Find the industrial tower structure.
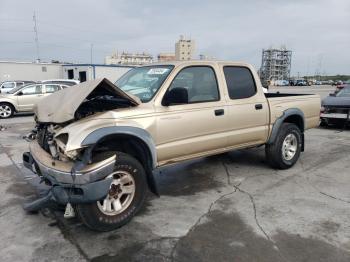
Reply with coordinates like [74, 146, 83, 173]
[260, 47, 292, 86]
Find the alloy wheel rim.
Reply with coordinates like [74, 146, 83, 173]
[0, 105, 11, 118]
[282, 133, 298, 161]
[97, 170, 136, 216]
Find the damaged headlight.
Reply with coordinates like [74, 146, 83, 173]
[65, 148, 83, 160]
[55, 133, 69, 153]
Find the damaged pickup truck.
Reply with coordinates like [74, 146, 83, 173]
[23, 61, 321, 231]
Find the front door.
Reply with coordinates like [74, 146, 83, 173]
[16, 84, 44, 111]
[156, 66, 228, 164]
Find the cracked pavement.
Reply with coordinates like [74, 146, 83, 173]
[1, 107, 350, 261]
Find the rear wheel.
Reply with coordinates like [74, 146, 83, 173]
[76, 152, 147, 231]
[0, 103, 14, 118]
[265, 123, 302, 169]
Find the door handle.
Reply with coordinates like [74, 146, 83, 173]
[255, 104, 263, 110]
[214, 109, 224, 116]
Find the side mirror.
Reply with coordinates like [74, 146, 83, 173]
[17, 91, 23, 96]
[163, 87, 188, 106]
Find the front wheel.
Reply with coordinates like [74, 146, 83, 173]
[0, 103, 14, 119]
[265, 123, 302, 169]
[76, 152, 147, 231]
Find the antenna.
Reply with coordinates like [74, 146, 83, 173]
[90, 43, 93, 64]
[33, 11, 40, 62]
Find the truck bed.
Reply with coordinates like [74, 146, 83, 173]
[265, 92, 321, 130]
[265, 93, 313, 98]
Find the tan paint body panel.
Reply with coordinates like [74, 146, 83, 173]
[54, 61, 320, 168]
[267, 95, 321, 132]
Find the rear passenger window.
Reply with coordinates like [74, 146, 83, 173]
[45, 84, 60, 93]
[21, 85, 42, 95]
[169, 66, 219, 103]
[223, 66, 256, 99]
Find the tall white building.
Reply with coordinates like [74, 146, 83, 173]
[175, 36, 195, 60]
[105, 52, 153, 65]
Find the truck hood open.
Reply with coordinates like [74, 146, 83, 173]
[34, 78, 141, 124]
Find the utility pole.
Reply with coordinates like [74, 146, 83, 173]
[33, 11, 40, 62]
[90, 43, 93, 64]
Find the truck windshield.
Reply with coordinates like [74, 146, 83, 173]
[115, 65, 174, 102]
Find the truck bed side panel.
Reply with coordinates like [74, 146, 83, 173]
[267, 94, 321, 132]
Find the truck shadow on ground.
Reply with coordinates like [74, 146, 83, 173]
[156, 147, 268, 196]
[89, 208, 350, 262]
[29, 146, 350, 261]
[318, 124, 350, 131]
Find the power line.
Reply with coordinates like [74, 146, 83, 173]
[33, 11, 40, 61]
[0, 29, 33, 33]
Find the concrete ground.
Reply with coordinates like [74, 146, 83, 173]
[1, 86, 350, 261]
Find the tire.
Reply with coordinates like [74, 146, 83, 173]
[265, 123, 302, 169]
[0, 102, 14, 119]
[319, 119, 328, 127]
[76, 152, 147, 231]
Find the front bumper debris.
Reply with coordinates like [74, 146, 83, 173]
[23, 141, 116, 211]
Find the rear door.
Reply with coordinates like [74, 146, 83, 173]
[222, 66, 269, 147]
[156, 65, 228, 164]
[16, 84, 44, 111]
[43, 84, 62, 95]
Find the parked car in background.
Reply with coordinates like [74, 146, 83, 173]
[0, 82, 68, 118]
[40, 79, 80, 86]
[332, 80, 343, 86]
[320, 85, 350, 126]
[0, 80, 35, 94]
[275, 80, 289, 86]
[296, 80, 308, 86]
[335, 81, 346, 93]
[289, 80, 296, 86]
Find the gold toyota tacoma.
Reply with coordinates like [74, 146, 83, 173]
[23, 61, 320, 231]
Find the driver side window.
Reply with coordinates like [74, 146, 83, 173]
[168, 66, 219, 103]
[21, 85, 43, 95]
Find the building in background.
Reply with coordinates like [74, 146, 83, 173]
[199, 54, 215, 60]
[157, 52, 176, 62]
[62, 64, 133, 83]
[105, 52, 153, 65]
[260, 46, 292, 86]
[175, 35, 195, 60]
[0, 61, 132, 83]
[0, 61, 63, 82]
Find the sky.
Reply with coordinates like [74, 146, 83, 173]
[0, 0, 349, 76]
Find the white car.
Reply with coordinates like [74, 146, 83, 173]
[0, 81, 35, 94]
[0, 83, 69, 118]
[39, 79, 80, 86]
